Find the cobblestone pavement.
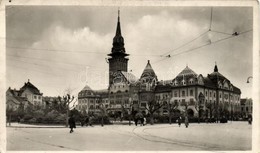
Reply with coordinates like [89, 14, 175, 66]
[7, 121, 251, 151]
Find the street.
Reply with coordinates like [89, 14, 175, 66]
[7, 121, 251, 151]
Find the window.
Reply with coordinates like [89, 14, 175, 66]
[214, 93, 216, 98]
[190, 90, 193, 96]
[174, 91, 178, 97]
[209, 92, 212, 97]
[182, 91, 185, 97]
[205, 91, 208, 96]
[34, 95, 37, 99]
[220, 94, 222, 98]
[182, 80, 186, 85]
[181, 99, 186, 106]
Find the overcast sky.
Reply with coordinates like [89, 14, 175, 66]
[6, 6, 253, 98]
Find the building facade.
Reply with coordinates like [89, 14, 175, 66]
[77, 10, 242, 121]
[77, 85, 109, 115]
[240, 98, 252, 119]
[6, 79, 43, 109]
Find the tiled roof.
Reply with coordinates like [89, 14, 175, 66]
[121, 71, 138, 84]
[140, 60, 157, 80]
[176, 66, 197, 78]
[233, 85, 241, 94]
[203, 77, 217, 88]
[20, 81, 42, 95]
[81, 85, 92, 91]
[155, 84, 172, 92]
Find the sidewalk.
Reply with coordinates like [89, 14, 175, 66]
[6, 122, 66, 128]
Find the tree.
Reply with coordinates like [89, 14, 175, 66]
[145, 99, 165, 125]
[99, 103, 107, 126]
[58, 90, 77, 127]
[168, 101, 178, 124]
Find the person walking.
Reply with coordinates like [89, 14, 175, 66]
[185, 116, 189, 128]
[89, 115, 94, 127]
[178, 116, 182, 127]
[143, 117, 146, 126]
[68, 115, 76, 133]
[85, 116, 89, 127]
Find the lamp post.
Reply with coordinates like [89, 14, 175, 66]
[128, 97, 133, 126]
[99, 103, 105, 127]
[246, 76, 253, 83]
[198, 93, 205, 124]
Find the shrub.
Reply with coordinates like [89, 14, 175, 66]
[28, 117, 37, 123]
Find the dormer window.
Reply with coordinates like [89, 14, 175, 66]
[182, 79, 186, 85]
[189, 78, 194, 84]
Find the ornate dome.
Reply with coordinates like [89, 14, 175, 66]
[208, 64, 229, 82]
[176, 66, 197, 78]
[82, 85, 92, 91]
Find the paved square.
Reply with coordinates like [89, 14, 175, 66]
[7, 121, 251, 151]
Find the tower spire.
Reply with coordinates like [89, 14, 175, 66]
[115, 8, 121, 36]
[214, 61, 218, 72]
[118, 7, 120, 22]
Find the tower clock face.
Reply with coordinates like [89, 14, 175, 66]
[113, 72, 124, 84]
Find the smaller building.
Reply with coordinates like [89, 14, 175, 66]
[77, 85, 108, 115]
[6, 79, 43, 109]
[240, 98, 252, 119]
[6, 88, 30, 111]
[19, 79, 43, 108]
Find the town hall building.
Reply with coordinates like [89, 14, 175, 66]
[77, 10, 241, 121]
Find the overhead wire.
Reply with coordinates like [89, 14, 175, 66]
[152, 29, 252, 65]
[6, 54, 106, 70]
[161, 30, 209, 57]
[7, 56, 81, 73]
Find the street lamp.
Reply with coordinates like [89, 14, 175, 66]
[99, 103, 105, 127]
[246, 76, 253, 83]
[198, 93, 205, 124]
[128, 97, 133, 126]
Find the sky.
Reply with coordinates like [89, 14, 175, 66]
[6, 6, 253, 98]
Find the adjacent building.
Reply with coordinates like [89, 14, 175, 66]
[77, 85, 109, 115]
[240, 98, 253, 119]
[6, 79, 43, 109]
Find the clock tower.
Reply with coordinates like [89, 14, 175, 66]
[108, 9, 129, 86]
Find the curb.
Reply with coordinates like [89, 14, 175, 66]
[7, 126, 67, 128]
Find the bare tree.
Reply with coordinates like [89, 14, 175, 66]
[168, 101, 178, 124]
[145, 99, 165, 125]
[58, 88, 77, 127]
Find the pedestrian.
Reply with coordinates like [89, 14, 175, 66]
[68, 115, 76, 133]
[85, 116, 89, 127]
[89, 115, 93, 127]
[143, 117, 146, 126]
[17, 116, 21, 124]
[178, 116, 182, 127]
[185, 116, 189, 128]
[248, 117, 252, 125]
[134, 118, 138, 126]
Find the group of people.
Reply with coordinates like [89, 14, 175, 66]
[178, 116, 189, 128]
